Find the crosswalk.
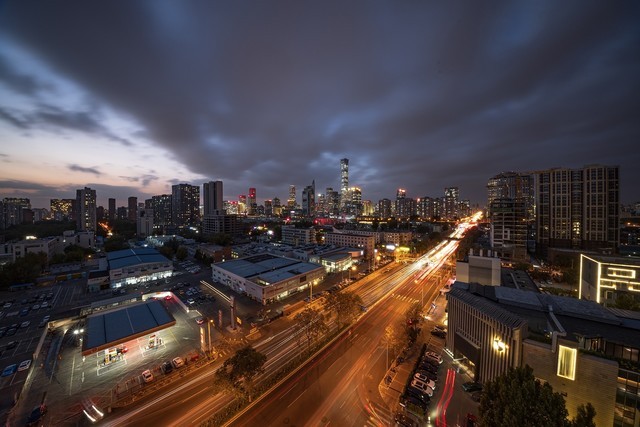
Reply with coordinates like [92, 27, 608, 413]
[390, 293, 420, 305]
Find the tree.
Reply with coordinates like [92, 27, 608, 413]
[403, 302, 422, 344]
[382, 325, 403, 367]
[293, 307, 329, 354]
[213, 345, 266, 402]
[479, 365, 595, 427]
[612, 293, 640, 311]
[572, 403, 596, 427]
[323, 291, 363, 330]
[175, 246, 188, 262]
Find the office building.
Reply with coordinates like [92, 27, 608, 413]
[248, 187, 257, 216]
[76, 187, 97, 232]
[288, 185, 297, 209]
[325, 231, 374, 258]
[325, 188, 339, 216]
[377, 198, 392, 219]
[282, 226, 315, 246]
[536, 165, 619, 254]
[203, 181, 224, 215]
[272, 197, 282, 216]
[171, 184, 200, 227]
[211, 253, 325, 305]
[340, 158, 349, 212]
[202, 213, 241, 237]
[302, 180, 316, 217]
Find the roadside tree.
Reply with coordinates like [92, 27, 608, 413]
[293, 307, 329, 354]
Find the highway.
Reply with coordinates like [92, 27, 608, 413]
[99, 217, 478, 426]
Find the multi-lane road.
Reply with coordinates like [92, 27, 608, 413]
[99, 218, 476, 426]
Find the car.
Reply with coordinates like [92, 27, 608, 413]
[187, 298, 195, 305]
[431, 329, 446, 338]
[40, 301, 49, 309]
[164, 295, 173, 301]
[20, 321, 30, 328]
[141, 369, 154, 383]
[32, 304, 40, 311]
[6, 341, 18, 349]
[399, 394, 427, 411]
[196, 317, 206, 325]
[418, 362, 438, 374]
[410, 379, 434, 396]
[162, 361, 174, 374]
[394, 412, 417, 427]
[1, 364, 17, 377]
[6, 328, 17, 336]
[26, 404, 47, 426]
[0, 327, 6, 337]
[3, 302, 12, 309]
[423, 354, 443, 365]
[404, 386, 430, 404]
[415, 369, 438, 382]
[116, 346, 128, 354]
[414, 373, 437, 389]
[172, 357, 184, 369]
[425, 350, 442, 360]
[20, 308, 29, 316]
[18, 359, 32, 371]
[462, 382, 483, 392]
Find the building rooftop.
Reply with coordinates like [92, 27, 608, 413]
[451, 281, 640, 347]
[82, 299, 175, 355]
[214, 253, 323, 286]
[107, 247, 170, 270]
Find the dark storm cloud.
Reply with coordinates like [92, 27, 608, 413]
[68, 164, 102, 176]
[1, 1, 639, 203]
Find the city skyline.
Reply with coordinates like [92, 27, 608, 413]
[1, 3, 639, 208]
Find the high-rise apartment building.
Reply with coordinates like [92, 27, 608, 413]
[0, 197, 31, 230]
[536, 165, 619, 253]
[128, 196, 138, 222]
[443, 187, 459, 220]
[417, 197, 437, 219]
[248, 187, 257, 216]
[137, 208, 154, 237]
[377, 198, 392, 218]
[50, 198, 75, 221]
[146, 194, 172, 231]
[171, 184, 200, 227]
[394, 188, 415, 219]
[487, 172, 535, 261]
[76, 187, 97, 232]
[340, 158, 349, 212]
[203, 181, 224, 215]
[108, 198, 116, 221]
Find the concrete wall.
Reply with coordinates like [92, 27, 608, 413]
[523, 339, 616, 427]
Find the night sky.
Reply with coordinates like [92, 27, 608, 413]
[1, 2, 639, 208]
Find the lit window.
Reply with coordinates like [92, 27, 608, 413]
[557, 345, 577, 380]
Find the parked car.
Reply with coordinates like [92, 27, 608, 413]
[410, 379, 434, 396]
[415, 369, 438, 382]
[462, 382, 483, 392]
[1, 364, 17, 377]
[6, 341, 18, 349]
[404, 386, 430, 404]
[418, 362, 438, 374]
[414, 373, 437, 389]
[431, 329, 446, 339]
[20, 308, 29, 317]
[196, 317, 206, 325]
[425, 351, 443, 363]
[20, 321, 30, 328]
[399, 394, 428, 411]
[6, 328, 17, 336]
[394, 412, 417, 427]
[172, 357, 185, 369]
[18, 359, 32, 371]
[26, 404, 47, 426]
[141, 369, 154, 383]
[161, 361, 173, 374]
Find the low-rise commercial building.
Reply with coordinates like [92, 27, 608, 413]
[325, 232, 374, 258]
[211, 253, 325, 305]
[107, 248, 173, 288]
[446, 281, 640, 427]
[580, 254, 640, 306]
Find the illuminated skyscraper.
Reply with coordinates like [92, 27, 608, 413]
[108, 198, 116, 221]
[302, 180, 316, 217]
[248, 187, 257, 215]
[1, 197, 31, 229]
[76, 187, 97, 232]
[288, 185, 296, 208]
[340, 158, 349, 211]
[50, 198, 75, 221]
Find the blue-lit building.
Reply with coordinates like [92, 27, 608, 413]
[106, 247, 173, 288]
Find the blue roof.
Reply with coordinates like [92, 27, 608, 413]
[82, 299, 175, 355]
[107, 247, 169, 270]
